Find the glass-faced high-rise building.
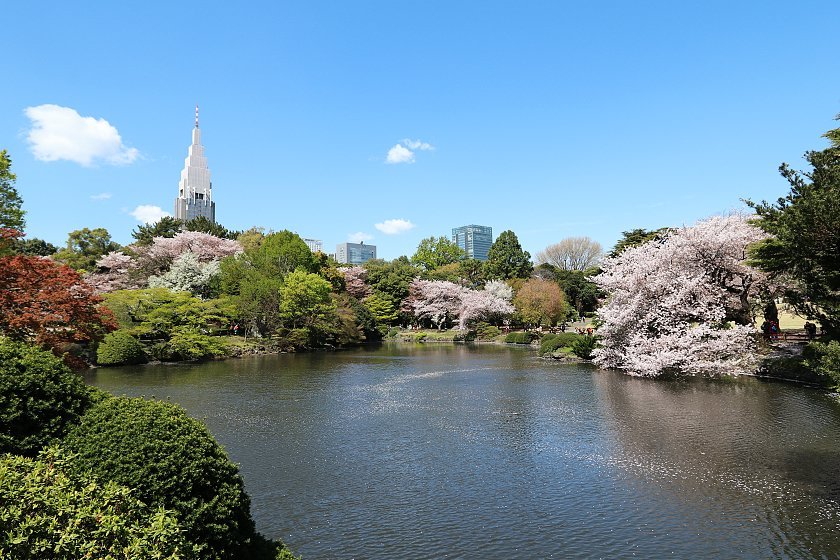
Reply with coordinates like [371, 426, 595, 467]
[335, 242, 377, 265]
[452, 224, 493, 261]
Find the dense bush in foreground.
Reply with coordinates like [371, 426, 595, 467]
[62, 397, 269, 559]
[0, 338, 93, 456]
[505, 332, 538, 344]
[0, 448, 189, 560]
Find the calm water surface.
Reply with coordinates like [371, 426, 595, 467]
[87, 344, 840, 559]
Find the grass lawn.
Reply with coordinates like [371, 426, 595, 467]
[777, 306, 821, 331]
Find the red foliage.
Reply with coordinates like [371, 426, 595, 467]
[0, 255, 117, 367]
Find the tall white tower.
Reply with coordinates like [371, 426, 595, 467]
[174, 105, 215, 223]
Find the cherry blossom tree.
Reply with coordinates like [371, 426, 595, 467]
[408, 279, 514, 330]
[594, 214, 770, 377]
[85, 251, 141, 294]
[148, 252, 221, 299]
[339, 266, 372, 299]
[134, 231, 241, 277]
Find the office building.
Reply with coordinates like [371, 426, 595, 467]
[336, 242, 377, 265]
[452, 224, 493, 261]
[174, 106, 215, 223]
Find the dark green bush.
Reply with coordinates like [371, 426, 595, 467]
[505, 332, 537, 344]
[0, 338, 94, 456]
[453, 330, 476, 342]
[539, 333, 580, 355]
[62, 397, 258, 559]
[0, 448, 190, 559]
[96, 330, 148, 366]
[571, 335, 598, 359]
[475, 322, 501, 340]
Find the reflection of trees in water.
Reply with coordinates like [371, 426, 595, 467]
[592, 372, 840, 555]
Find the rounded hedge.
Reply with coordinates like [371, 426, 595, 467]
[0, 448, 190, 559]
[0, 338, 94, 456]
[62, 397, 257, 559]
[96, 330, 148, 366]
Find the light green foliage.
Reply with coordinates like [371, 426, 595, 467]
[364, 291, 399, 324]
[411, 236, 466, 270]
[62, 397, 258, 560]
[0, 448, 190, 560]
[154, 328, 227, 361]
[485, 230, 532, 280]
[279, 270, 335, 329]
[513, 278, 571, 327]
[0, 339, 93, 456]
[804, 340, 840, 388]
[148, 252, 221, 299]
[53, 227, 121, 272]
[747, 118, 840, 337]
[102, 289, 235, 340]
[96, 330, 148, 366]
[0, 149, 25, 233]
[131, 216, 183, 246]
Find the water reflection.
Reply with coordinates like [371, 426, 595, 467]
[89, 346, 840, 559]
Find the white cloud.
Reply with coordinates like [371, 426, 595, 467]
[375, 218, 416, 235]
[130, 205, 171, 224]
[90, 192, 112, 200]
[24, 104, 139, 166]
[347, 231, 374, 243]
[402, 139, 434, 151]
[386, 144, 415, 164]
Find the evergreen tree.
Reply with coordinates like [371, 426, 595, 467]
[485, 230, 532, 280]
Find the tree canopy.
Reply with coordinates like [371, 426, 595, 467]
[536, 236, 603, 271]
[131, 216, 184, 245]
[747, 117, 840, 337]
[0, 150, 25, 234]
[53, 227, 122, 272]
[410, 236, 466, 270]
[485, 230, 532, 280]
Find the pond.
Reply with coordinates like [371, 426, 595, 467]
[86, 343, 840, 559]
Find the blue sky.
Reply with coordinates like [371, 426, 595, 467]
[2, 1, 839, 260]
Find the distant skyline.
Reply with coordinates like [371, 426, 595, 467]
[2, 1, 839, 260]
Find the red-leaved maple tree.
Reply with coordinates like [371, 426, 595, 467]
[0, 255, 117, 367]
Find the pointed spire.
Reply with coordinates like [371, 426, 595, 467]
[195, 104, 199, 128]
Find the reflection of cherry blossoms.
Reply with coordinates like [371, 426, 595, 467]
[408, 279, 514, 330]
[594, 215, 770, 377]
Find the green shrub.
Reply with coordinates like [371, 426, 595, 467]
[475, 322, 501, 341]
[0, 448, 190, 560]
[151, 328, 227, 362]
[386, 327, 400, 338]
[453, 330, 477, 342]
[571, 335, 598, 359]
[96, 330, 148, 366]
[0, 338, 94, 457]
[539, 333, 580, 355]
[505, 332, 537, 344]
[62, 397, 258, 559]
[804, 340, 840, 388]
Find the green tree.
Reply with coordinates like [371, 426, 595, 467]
[364, 258, 418, 310]
[185, 215, 237, 239]
[364, 291, 399, 324]
[410, 236, 466, 270]
[0, 149, 25, 234]
[513, 278, 570, 327]
[53, 227, 121, 272]
[0, 449, 190, 560]
[608, 228, 669, 258]
[62, 397, 270, 559]
[747, 117, 840, 337]
[131, 216, 183, 246]
[279, 270, 336, 329]
[13, 237, 58, 256]
[0, 339, 94, 456]
[485, 230, 532, 280]
[535, 264, 600, 314]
